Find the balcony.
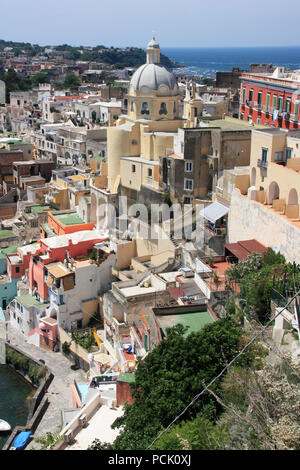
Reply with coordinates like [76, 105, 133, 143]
[257, 159, 268, 168]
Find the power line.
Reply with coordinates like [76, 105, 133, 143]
[146, 289, 300, 449]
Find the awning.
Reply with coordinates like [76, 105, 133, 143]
[199, 202, 229, 224]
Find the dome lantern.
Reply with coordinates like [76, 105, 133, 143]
[146, 36, 160, 64]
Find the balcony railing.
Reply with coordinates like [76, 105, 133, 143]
[257, 159, 268, 168]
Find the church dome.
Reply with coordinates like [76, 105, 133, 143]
[130, 63, 177, 94]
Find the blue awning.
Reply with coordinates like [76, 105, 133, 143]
[199, 202, 229, 224]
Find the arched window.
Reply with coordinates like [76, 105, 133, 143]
[159, 102, 168, 115]
[141, 102, 150, 115]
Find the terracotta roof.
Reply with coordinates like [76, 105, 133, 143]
[53, 96, 82, 101]
[225, 243, 249, 260]
[225, 239, 267, 260]
[238, 239, 268, 254]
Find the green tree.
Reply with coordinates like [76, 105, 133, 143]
[31, 72, 47, 87]
[63, 73, 80, 89]
[152, 414, 227, 450]
[89, 318, 259, 450]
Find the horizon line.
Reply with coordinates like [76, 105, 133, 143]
[1, 37, 300, 49]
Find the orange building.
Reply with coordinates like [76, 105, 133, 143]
[45, 210, 95, 237]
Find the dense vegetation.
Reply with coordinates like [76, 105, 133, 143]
[225, 248, 300, 323]
[0, 39, 178, 68]
[6, 347, 46, 386]
[89, 318, 262, 450]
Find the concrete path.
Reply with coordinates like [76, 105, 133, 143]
[6, 324, 87, 450]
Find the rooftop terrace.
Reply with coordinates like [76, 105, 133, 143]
[157, 309, 214, 337]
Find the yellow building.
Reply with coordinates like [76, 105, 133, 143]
[107, 37, 188, 203]
[228, 128, 300, 263]
[249, 128, 300, 219]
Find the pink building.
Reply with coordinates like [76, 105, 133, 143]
[27, 231, 108, 302]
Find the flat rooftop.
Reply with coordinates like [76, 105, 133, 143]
[53, 211, 85, 226]
[0, 230, 17, 240]
[65, 405, 124, 450]
[157, 310, 214, 337]
[41, 230, 107, 249]
[15, 294, 49, 309]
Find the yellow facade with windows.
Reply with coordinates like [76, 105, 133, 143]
[249, 128, 300, 219]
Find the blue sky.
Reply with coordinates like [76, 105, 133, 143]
[1, 0, 300, 48]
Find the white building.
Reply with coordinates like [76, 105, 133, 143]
[0, 80, 5, 105]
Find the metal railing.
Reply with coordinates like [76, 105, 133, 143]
[257, 159, 268, 168]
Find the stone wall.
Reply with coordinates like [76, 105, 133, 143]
[228, 188, 300, 263]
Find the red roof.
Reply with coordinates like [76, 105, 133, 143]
[225, 239, 267, 261]
[238, 239, 268, 255]
[53, 96, 82, 101]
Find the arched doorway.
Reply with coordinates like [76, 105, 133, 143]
[90, 193, 97, 224]
[268, 181, 280, 204]
[251, 167, 256, 186]
[288, 188, 298, 205]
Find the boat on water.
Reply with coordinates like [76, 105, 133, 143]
[0, 419, 11, 432]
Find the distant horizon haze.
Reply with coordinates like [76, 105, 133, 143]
[1, 0, 300, 48]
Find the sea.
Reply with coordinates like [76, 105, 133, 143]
[0, 365, 33, 449]
[161, 46, 300, 78]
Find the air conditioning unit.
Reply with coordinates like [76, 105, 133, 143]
[79, 414, 87, 427]
[64, 429, 74, 443]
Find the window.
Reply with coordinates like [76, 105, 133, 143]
[278, 96, 283, 111]
[184, 178, 193, 191]
[16, 267, 20, 273]
[295, 101, 299, 121]
[261, 148, 268, 162]
[148, 168, 153, 178]
[285, 98, 291, 113]
[130, 100, 134, 112]
[274, 151, 284, 162]
[132, 164, 136, 173]
[159, 102, 168, 115]
[285, 148, 292, 160]
[257, 91, 262, 106]
[180, 142, 184, 154]
[266, 93, 270, 111]
[185, 161, 193, 172]
[184, 197, 191, 204]
[141, 102, 149, 115]
[249, 89, 253, 102]
[240, 112, 244, 121]
[273, 94, 277, 109]
[194, 108, 197, 117]
[242, 88, 246, 104]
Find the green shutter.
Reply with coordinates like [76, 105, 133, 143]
[294, 102, 299, 120]
[266, 94, 270, 111]
[273, 95, 277, 109]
